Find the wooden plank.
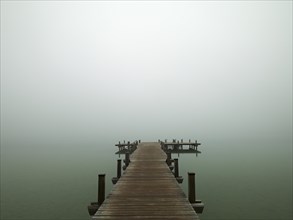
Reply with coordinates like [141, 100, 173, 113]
[93, 216, 199, 220]
[93, 142, 199, 219]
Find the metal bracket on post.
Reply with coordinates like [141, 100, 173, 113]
[188, 172, 204, 213]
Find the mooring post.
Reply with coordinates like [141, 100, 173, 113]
[123, 152, 130, 170]
[163, 143, 167, 151]
[88, 174, 105, 216]
[166, 151, 174, 171]
[117, 159, 121, 178]
[174, 159, 179, 177]
[98, 174, 105, 206]
[188, 172, 196, 203]
[188, 172, 205, 213]
[174, 159, 183, 183]
[166, 151, 172, 166]
[125, 152, 130, 166]
[112, 159, 122, 184]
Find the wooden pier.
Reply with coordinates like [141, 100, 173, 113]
[89, 142, 203, 219]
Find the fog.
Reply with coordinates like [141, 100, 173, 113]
[1, 1, 292, 147]
[1, 2, 292, 220]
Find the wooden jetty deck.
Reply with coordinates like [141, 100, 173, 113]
[92, 142, 200, 220]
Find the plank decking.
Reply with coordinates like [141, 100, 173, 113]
[93, 142, 200, 220]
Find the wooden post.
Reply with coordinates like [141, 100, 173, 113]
[125, 152, 130, 166]
[174, 159, 179, 177]
[188, 172, 204, 213]
[163, 143, 166, 151]
[98, 174, 105, 206]
[123, 152, 130, 170]
[188, 172, 196, 203]
[117, 159, 121, 178]
[112, 159, 121, 184]
[174, 159, 183, 183]
[166, 151, 172, 166]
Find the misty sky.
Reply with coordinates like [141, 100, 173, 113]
[1, 1, 292, 145]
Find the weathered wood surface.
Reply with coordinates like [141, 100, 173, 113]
[160, 141, 202, 155]
[163, 142, 200, 146]
[93, 142, 199, 220]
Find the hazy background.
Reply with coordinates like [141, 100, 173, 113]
[1, 1, 292, 220]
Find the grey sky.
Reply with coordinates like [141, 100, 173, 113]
[1, 1, 292, 144]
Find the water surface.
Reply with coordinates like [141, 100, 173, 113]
[1, 138, 291, 220]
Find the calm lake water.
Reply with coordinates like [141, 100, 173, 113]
[1, 138, 292, 220]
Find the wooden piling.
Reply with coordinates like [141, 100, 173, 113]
[188, 172, 196, 203]
[88, 174, 106, 215]
[112, 159, 122, 184]
[125, 152, 130, 166]
[174, 158, 179, 177]
[98, 174, 105, 206]
[166, 151, 172, 166]
[117, 159, 121, 178]
[188, 172, 205, 213]
[174, 158, 183, 183]
[123, 152, 130, 170]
